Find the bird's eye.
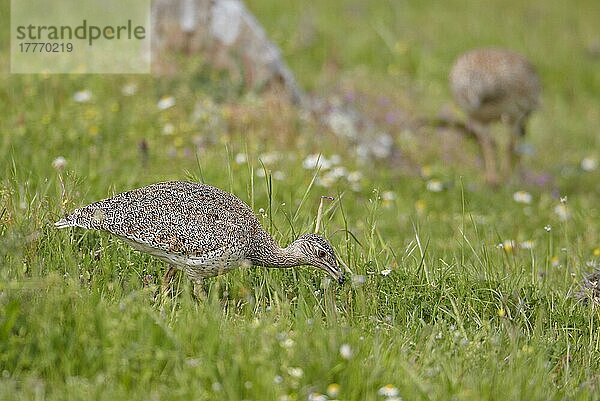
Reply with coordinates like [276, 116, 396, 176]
[317, 250, 326, 258]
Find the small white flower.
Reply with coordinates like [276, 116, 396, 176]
[519, 240, 535, 250]
[377, 384, 400, 397]
[73, 90, 92, 103]
[328, 166, 348, 179]
[211, 382, 222, 392]
[370, 133, 394, 159]
[157, 96, 175, 110]
[347, 171, 362, 183]
[356, 144, 370, 161]
[235, 153, 247, 164]
[273, 375, 283, 384]
[513, 191, 532, 204]
[339, 343, 353, 359]
[381, 191, 396, 201]
[426, 179, 443, 192]
[162, 123, 175, 135]
[303, 154, 332, 170]
[256, 169, 266, 178]
[554, 204, 570, 221]
[303, 154, 320, 169]
[259, 152, 280, 166]
[287, 367, 303, 378]
[121, 83, 137, 96]
[326, 110, 357, 138]
[281, 338, 295, 348]
[52, 156, 67, 170]
[308, 393, 328, 401]
[581, 157, 598, 172]
[351, 275, 366, 287]
[544, 225, 552, 232]
[318, 174, 336, 188]
[273, 171, 286, 181]
[380, 269, 392, 276]
[560, 196, 568, 204]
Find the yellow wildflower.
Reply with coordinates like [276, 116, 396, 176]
[327, 383, 340, 397]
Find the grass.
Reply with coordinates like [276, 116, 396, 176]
[1, 0, 600, 400]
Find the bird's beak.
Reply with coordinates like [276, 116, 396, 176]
[323, 260, 346, 285]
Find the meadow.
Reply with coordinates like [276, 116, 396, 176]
[1, 0, 599, 400]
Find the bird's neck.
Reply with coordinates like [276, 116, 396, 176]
[248, 234, 304, 268]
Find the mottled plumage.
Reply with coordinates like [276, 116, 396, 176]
[56, 181, 344, 293]
[449, 48, 541, 185]
[575, 268, 600, 305]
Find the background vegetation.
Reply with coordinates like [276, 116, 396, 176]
[1, 0, 599, 399]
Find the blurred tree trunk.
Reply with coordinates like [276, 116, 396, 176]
[152, 0, 304, 104]
[152, 0, 399, 162]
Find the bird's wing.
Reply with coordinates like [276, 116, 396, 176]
[61, 182, 257, 258]
[107, 201, 252, 257]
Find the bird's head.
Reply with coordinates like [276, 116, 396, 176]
[288, 233, 345, 284]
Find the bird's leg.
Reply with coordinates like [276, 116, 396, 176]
[161, 264, 178, 297]
[192, 278, 206, 301]
[502, 121, 526, 181]
[469, 121, 499, 187]
[501, 133, 518, 181]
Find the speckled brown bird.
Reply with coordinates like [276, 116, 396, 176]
[575, 268, 600, 305]
[450, 48, 541, 185]
[55, 181, 345, 297]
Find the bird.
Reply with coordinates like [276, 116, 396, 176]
[575, 268, 600, 305]
[449, 48, 541, 185]
[55, 181, 345, 297]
